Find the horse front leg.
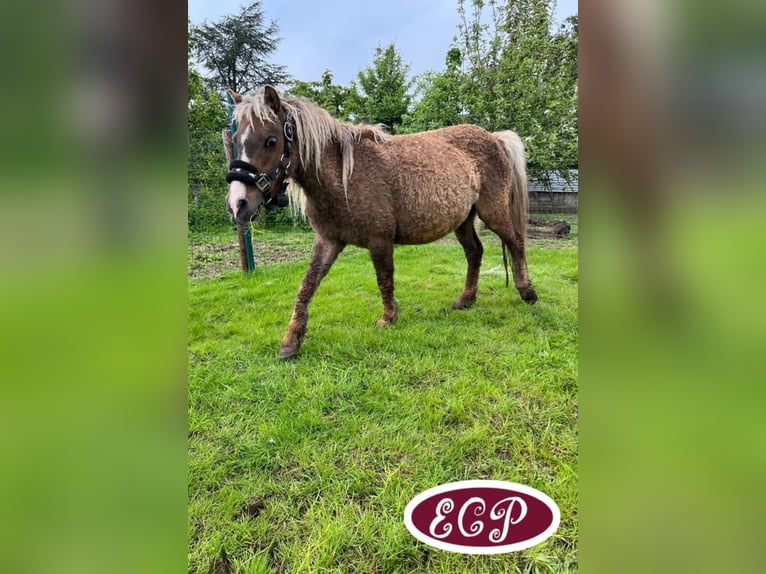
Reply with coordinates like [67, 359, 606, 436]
[368, 239, 398, 328]
[278, 235, 345, 359]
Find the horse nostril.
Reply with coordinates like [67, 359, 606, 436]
[236, 199, 248, 213]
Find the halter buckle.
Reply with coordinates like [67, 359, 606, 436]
[284, 119, 294, 142]
[255, 174, 272, 193]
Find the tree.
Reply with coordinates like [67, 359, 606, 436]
[189, 2, 289, 94]
[356, 43, 413, 130]
[454, 0, 578, 181]
[401, 48, 466, 132]
[286, 70, 360, 121]
[407, 0, 577, 183]
[188, 46, 229, 230]
[188, 69, 227, 137]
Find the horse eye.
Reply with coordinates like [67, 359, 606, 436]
[265, 137, 277, 148]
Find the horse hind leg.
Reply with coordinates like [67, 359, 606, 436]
[476, 205, 538, 305]
[452, 210, 484, 310]
[505, 235, 538, 304]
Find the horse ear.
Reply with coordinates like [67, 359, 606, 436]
[263, 85, 281, 113]
[227, 88, 242, 103]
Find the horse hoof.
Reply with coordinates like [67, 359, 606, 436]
[522, 289, 539, 305]
[452, 297, 475, 310]
[375, 315, 398, 328]
[277, 346, 299, 360]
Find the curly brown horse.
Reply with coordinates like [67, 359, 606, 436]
[225, 85, 537, 359]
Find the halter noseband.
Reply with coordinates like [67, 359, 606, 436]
[225, 117, 295, 211]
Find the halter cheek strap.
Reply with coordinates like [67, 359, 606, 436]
[225, 116, 295, 209]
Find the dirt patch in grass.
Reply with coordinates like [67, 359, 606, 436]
[528, 217, 572, 238]
[188, 232, 315, 280]
[213, 549, 233, 574]
[238, 499, 266, 520]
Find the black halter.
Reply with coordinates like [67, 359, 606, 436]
[225, 117, 295, 211]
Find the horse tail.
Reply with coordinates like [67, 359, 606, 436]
[493, 130, 528, 240]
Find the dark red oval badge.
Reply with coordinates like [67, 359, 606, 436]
[404, 480, 560, 554]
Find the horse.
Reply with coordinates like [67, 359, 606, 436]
[225, 85, 537, 359]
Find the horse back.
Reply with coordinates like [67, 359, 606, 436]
[304, 124, 510, 246]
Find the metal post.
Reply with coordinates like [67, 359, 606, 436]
[226, 92, 255, 273]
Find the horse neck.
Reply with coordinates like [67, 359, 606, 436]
[291, 137, 344, 197]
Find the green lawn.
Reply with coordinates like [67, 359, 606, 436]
[189, 236, 578, 573]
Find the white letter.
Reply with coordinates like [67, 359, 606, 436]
[489, 496, 528, 543]
[457, 496, 487, 538]
[428, 498, 454, 539]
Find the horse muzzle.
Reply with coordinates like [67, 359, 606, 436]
[226, 180, 263, 225]
[226, 159, 290, 223]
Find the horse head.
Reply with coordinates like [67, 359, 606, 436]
[226, 85, 294, 225]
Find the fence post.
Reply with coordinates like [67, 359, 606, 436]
[224, 92, 255, 273]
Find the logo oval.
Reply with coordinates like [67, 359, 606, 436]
[403, 480, 560, 554]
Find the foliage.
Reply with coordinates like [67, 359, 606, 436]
[188, 61, 230, 232]
[189, 1, 289, 94]
[400, 48, 466, 132]
[189, 235, 578, 572]
[402, 0, 578, 184]
[188, 68, 227, 132]
[355, 43, 414, 130]
[461, 0, 578, 181]
[285, 70, 360, 121]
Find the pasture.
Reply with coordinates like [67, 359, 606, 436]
[188, 222, 578, 573]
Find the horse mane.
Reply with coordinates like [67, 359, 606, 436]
[233, 88, 391, 198]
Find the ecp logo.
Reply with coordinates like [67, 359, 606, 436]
[403, 480, 560, 554]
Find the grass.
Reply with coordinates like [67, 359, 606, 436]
[188, 228, 578, 573]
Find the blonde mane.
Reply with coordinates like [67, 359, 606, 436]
[233, 88, 390, 203]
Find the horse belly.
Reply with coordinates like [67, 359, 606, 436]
[390, 139, 482, 244]
[394, 193, 475, 244]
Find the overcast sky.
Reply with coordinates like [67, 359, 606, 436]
[188, 0, 578, 87]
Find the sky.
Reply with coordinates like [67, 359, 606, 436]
[188, 0, 578, 87]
